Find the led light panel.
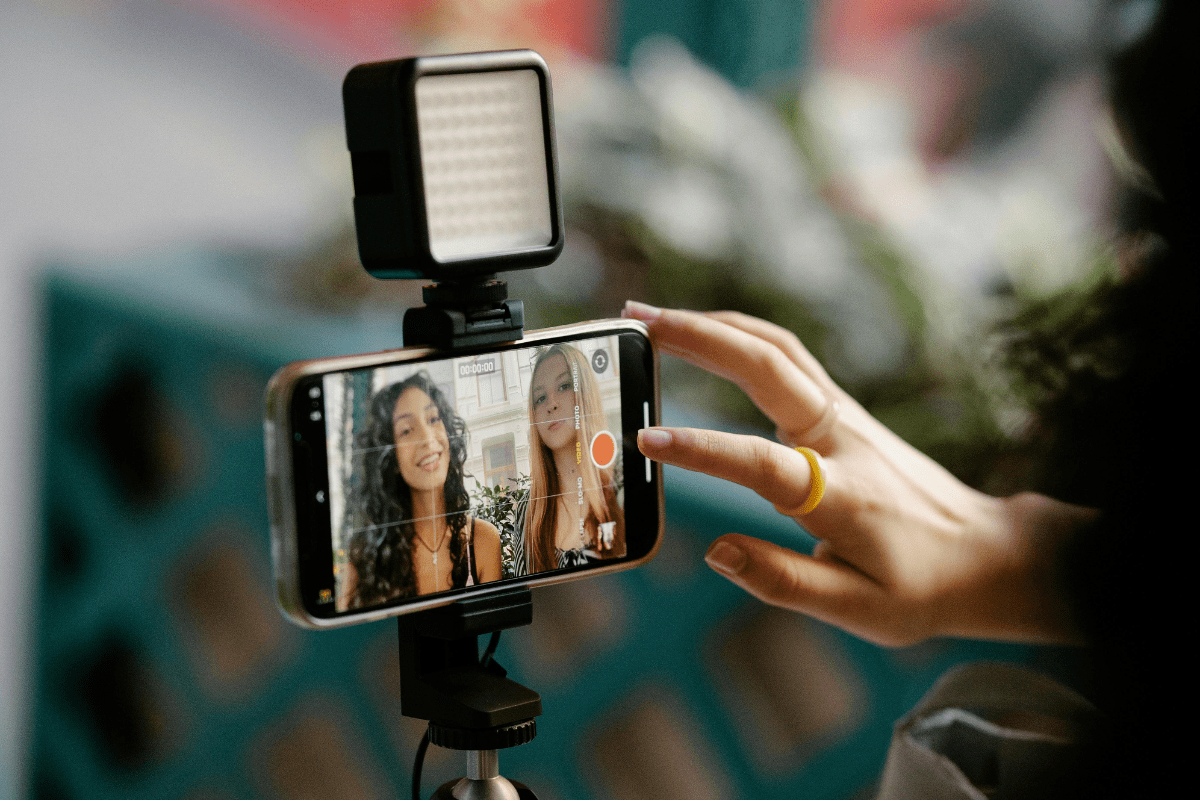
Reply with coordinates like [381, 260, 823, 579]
[416, 69, 554, 262]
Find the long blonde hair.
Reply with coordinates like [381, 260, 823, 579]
[526, 343, 613, 572]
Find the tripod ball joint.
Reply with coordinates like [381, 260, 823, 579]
[428, 747, 540, 800]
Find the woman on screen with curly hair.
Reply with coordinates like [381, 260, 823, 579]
[339, 371, 501, 609]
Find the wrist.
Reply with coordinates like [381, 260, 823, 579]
[934, 492, 1094, 645]
[1002, 492, 1096, 644]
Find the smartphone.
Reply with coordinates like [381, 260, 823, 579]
[265, 319, 662, 628]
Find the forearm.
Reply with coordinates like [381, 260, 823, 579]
[933, 492, 1097, 645]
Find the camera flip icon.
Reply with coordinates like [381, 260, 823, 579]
[590, 348, 609, 374]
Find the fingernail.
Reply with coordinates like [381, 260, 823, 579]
[705, 541, 747, 576]
[623, 300, 662, 321]
[638, 427, 672, 449]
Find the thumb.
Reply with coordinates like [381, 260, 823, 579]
[704, 533, 875, 627]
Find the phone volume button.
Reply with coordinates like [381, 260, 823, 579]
[267, 474, 283, 525]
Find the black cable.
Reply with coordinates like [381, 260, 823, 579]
[412, 728, 430, 800]
[480, 630, 501, 669]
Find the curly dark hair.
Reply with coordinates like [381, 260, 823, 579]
[344, 371, 472, 607]
[999, 3, 1199, 794]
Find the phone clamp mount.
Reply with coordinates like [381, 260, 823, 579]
[402, 278, 525, 351]
[399, 588, 542, 800]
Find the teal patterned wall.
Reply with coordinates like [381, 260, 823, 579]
[615, 0, 814, 88]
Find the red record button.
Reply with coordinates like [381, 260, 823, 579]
[590, 430, 616, 469]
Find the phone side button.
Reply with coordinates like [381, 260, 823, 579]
[643, 402, 651, 483]
[267, 474, 283, 526]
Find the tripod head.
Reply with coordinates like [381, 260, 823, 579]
[399, 590, 542, 800]
[398, 589, 540, 740]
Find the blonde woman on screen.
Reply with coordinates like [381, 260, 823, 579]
[523, 343, 625, 572]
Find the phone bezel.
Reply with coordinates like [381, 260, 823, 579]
[265, 319, 662, 629]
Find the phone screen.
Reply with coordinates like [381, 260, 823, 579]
[288, 329, 658, 620]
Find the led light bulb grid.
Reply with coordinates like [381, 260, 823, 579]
[416, 69, 553, 261]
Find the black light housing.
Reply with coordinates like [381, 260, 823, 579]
[343, 49, 565, 280]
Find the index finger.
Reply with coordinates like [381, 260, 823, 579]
[703, 310, 838, 396]
[627, 305, 829, 435]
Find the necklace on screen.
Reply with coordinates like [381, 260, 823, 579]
[414, 523, 448, 590]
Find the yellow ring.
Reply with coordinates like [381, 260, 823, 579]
[787, 446, 826, 516]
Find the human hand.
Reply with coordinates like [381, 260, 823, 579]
[624, 302, 1093, 646]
